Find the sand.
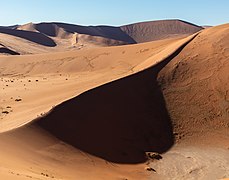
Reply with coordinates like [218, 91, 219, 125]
[0, 36, 185, 179]
[153, 23, 229, 179]
[121, 19, 203, 43]
[0, 21, 228, 180]
[0, 19, 202, 55]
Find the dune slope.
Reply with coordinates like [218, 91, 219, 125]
[36, 33, 198, 164]
[150, 24, 229, 180]
[158, 24, 229, 142]
[121, 19, 203, 43]
[37, 66, 173, 164]
[0, 37, 187, 132]
[0, 33, 197, 179]
[0, 28, 56, 47]
[0, 44, 20, 55]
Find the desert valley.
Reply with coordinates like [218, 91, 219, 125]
[0, 19, 228, 180]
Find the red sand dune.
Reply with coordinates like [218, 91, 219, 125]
[121, 19, 203, 42]
[0, 28, 56, 47]
[158, 24, 229, 143]
[0, 19, 202, 55]
[0, 21, 228, 179]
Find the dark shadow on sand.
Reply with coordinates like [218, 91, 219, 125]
[37, 35, 197, 163]
[0, 47, 20, 55]
[0, 28, 56, 47]
[35, 23, 136, 44]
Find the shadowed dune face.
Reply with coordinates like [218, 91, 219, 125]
[0, 28, 56, 47]
[35, 23, 62, 37]
[54, 23, 137, 43]
[0, 37, 183, 133]
[37, 35, 197, 163]
[37, 65, 174, 163]
[0, 47, 20, 55]
[20, 22, 137, 44]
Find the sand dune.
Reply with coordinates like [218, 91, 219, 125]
[158, 24, 229, 142]
[0, 28, 56, 47]
[0, 33, 51, 55]
[72, 33, 131, 47]
[0, 37, 182, 132]
[0, 34, 189, 179]
[22, 22, 136, 43]
[18, 20, 201, 44]
[0, 19, 202, 55]
[121, 19, 203, 43]
[0, 32, 193, 179]
[18, 22, 71, 39]
[0, 22, 228, 179]
[151, 23, 229, 179]
[15, 22, 137, 49]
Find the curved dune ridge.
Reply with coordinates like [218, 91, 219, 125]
[0, 31, 195, 179]
[0, 23, 228, 179]
[18, 22, 72, 39]
[0, 19, 202, 55]
[0, 35, 195, 132]
[152, 23, 229, 179]
[36, 33, 198, 164]
[158, 23, 229, 140]
[17, 22, 136, 43]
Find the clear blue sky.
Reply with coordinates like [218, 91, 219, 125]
[0, 0, 228, 26]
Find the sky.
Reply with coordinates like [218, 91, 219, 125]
[0, 0, 228, 26]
